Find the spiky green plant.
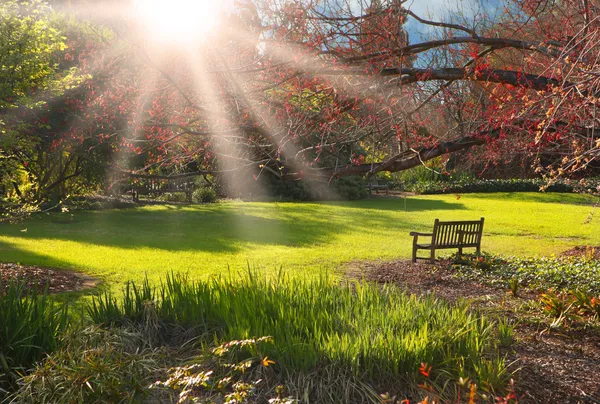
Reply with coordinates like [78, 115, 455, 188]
[89, 271, 512, 393]
[0, 278, 69, 392]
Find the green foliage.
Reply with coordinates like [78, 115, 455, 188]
[193, 187, 218, 203]
[453, 253, 600, 294]
[508, 277, 520, 297]
[267, 176, 369, 201]
[63, 195, 137, 211]
[0, 0, 67, 110]
[496, 319, 515, 348]
[0, 196, 38, 223]
[12, 326, 166, 403]
[0, 1, 118, 216]
[332, 176, 369, 200]
[0, 278, 69, 392]
[151, 336, 292, 403]
[267, 180, 311, 201]
[539, 289, 600, 325]
[394, 159, 452, 185]
[157, 192, 188, 203]
[404, 178, 598, 195]
[88, 272, 511, 393]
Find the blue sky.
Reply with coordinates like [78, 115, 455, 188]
[402, 0, 501, 41]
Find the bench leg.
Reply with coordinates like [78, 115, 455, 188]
[476, 245, 481, 256]
[412, 236, 418, 263]
[430, 248, 436, 263]
[458, 247, 463, 256]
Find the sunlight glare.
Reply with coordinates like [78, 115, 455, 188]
[133, 0, 227, 43]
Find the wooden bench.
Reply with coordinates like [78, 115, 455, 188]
[410, 218, 485, 263]
[365, 181, 390, 195]
[127, 177, 196, 202]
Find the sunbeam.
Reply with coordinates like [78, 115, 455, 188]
[108, 67, 161, 196]
[132, 0, 231, 44]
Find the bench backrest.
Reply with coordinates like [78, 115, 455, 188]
[432, 218, 484, 247]
[130, 177, 196, 195]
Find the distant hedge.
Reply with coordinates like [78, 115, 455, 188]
[404, 178, 600, 195]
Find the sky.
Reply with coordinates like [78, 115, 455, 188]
[402, 0, 501, 41]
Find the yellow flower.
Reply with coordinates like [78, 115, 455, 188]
[261, 357, 275, 367]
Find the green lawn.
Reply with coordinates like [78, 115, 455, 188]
[0, 193, 599, 287]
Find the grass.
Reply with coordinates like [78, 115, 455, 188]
[0, 193, 599, 287]
[88, 272, 511, 396]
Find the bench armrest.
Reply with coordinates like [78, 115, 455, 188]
[410, 232, 433, 237]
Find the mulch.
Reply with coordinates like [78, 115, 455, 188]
[561, 245, 600, 260]
[345, 258, 600, 404]
[0, 262, 98, 294]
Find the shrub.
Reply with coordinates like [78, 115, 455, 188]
[266, 176, 369, 201]
[156, 192, 188, 203]
[88, 272, 512, 395]
[0, 279, 69, 392]
[151, 336, 288, 403]
[63, 195, 137, 211]
[269, 180, 311, 201]
[332, 176, 369, 200]
[394, 158, 452, 185]
[193, 187, 218, 203]
[404, 178, 580, 194]
[13, 326, 166, 403]
[406, 177, 600, 194]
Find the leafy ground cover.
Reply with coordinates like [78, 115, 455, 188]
[452, 252, 600, 294]
[0, 193, 599, 288]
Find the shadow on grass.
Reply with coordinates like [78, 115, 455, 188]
[0, 198, 465, 255]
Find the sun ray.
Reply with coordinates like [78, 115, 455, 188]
[210, 48, 341, 200]
[184, 51, 263, 198]
[219, 23, 412, 182]
[108, 67, 161, 197]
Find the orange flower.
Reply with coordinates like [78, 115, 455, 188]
[261, 357, 275, 367]
[419, 363, 432, 378]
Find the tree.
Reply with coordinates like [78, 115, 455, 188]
[100, 0, 599, 189]
[0, 0, 134, 206]
[3, 0, 600, 207]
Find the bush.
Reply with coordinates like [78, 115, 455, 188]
[193, 187, 218, 203]
[88, 272, 512, 395]
[0, 279, 69, 392]
[267, 176, 369, 201]
[404, 178, 587, 194]
[63, 195, 137, 211]
[332, 176, 369, 200]
[156, 192, 188, 203]
[13, 326, 166, 403]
